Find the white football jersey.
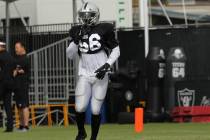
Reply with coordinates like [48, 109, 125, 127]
[78, 50, 108, 76]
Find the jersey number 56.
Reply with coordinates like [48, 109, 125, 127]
[79, 34, 102, 53]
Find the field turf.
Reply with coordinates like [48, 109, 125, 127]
[0, 123, 210, 140]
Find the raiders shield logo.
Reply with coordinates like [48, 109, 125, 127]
[177, 88, 195, 107]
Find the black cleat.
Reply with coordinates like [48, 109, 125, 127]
[90, 136, 96, 140]
[4, 129, 13, 133]
[75, 131, 87, 140]
[17, 125, 24, 131]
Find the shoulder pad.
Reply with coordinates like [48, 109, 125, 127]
[69, 25, 82, 38]
[98, 23, 115, 32]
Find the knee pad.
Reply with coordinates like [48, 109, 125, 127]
[91, 107, 101, 115]
[91, 98, 104, 115]
[75, 95, 89, 113]
[75, 103, 87, 113]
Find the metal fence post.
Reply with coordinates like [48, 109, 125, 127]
[65, 40, 70, 101]
[45, 50, 49, 104]
[34, 53, 39, 105]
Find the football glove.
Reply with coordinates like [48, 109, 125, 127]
[73, 30, 82, 45]
[80, 25, 91, 36]
[95, 63, 111, 80]
[72, 26, 91, 45]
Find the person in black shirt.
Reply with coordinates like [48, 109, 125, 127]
[0, 41, 15, 132]
[13, 41, 30, 131]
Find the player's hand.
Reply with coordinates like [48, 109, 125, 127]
[18, 69, 25, 74]
[69, 28, 82, 45]
[95, 63, 110, 80]
[73, 32, 82, 45]
[13, 70, 18, 77]
[80, 25, 91, 36]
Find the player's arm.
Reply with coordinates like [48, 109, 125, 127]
[95, 46, 120, 80]
[95, 24, 120, 79]
[66, 26, 81, 59]
[106, 46, 120, 66]
[66, 41, 78, 59]
[106, 24, 120, 65]
[69, 25, 82, 45]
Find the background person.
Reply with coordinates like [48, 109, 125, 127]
[0, 41, 15, 132]
[13, 41, 30, 132]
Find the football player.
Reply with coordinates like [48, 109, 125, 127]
[66, 2, 120, 140]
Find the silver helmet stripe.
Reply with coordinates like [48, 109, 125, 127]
[84, 2, 88, 9]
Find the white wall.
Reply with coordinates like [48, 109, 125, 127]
[0, 1, 4, 26]
[36, 0, 119, 25]
[36, 0, 73, 25]
[0, 0, 133, 27]
[0, 0, 37, 25]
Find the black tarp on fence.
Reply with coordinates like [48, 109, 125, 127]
[118, 25, 210, 78]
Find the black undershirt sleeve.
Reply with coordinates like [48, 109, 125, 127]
[105, 24, 119, 49]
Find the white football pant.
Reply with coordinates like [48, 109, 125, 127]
[75, 75, 108, 115]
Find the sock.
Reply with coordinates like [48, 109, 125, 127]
[91, 114, 101, 140]
[19, 125, 24, 129]
[76, 112, 86, 135]
[24, 126, 29, 130]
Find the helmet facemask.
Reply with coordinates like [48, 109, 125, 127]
[78, 11, 99, 25]
[78, 2, 100, 26]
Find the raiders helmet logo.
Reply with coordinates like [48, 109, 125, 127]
[177, 88, 195, 107]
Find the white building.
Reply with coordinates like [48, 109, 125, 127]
[0, 0, 133, 27]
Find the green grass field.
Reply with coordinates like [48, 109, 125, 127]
[0, 123, 210, 140]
